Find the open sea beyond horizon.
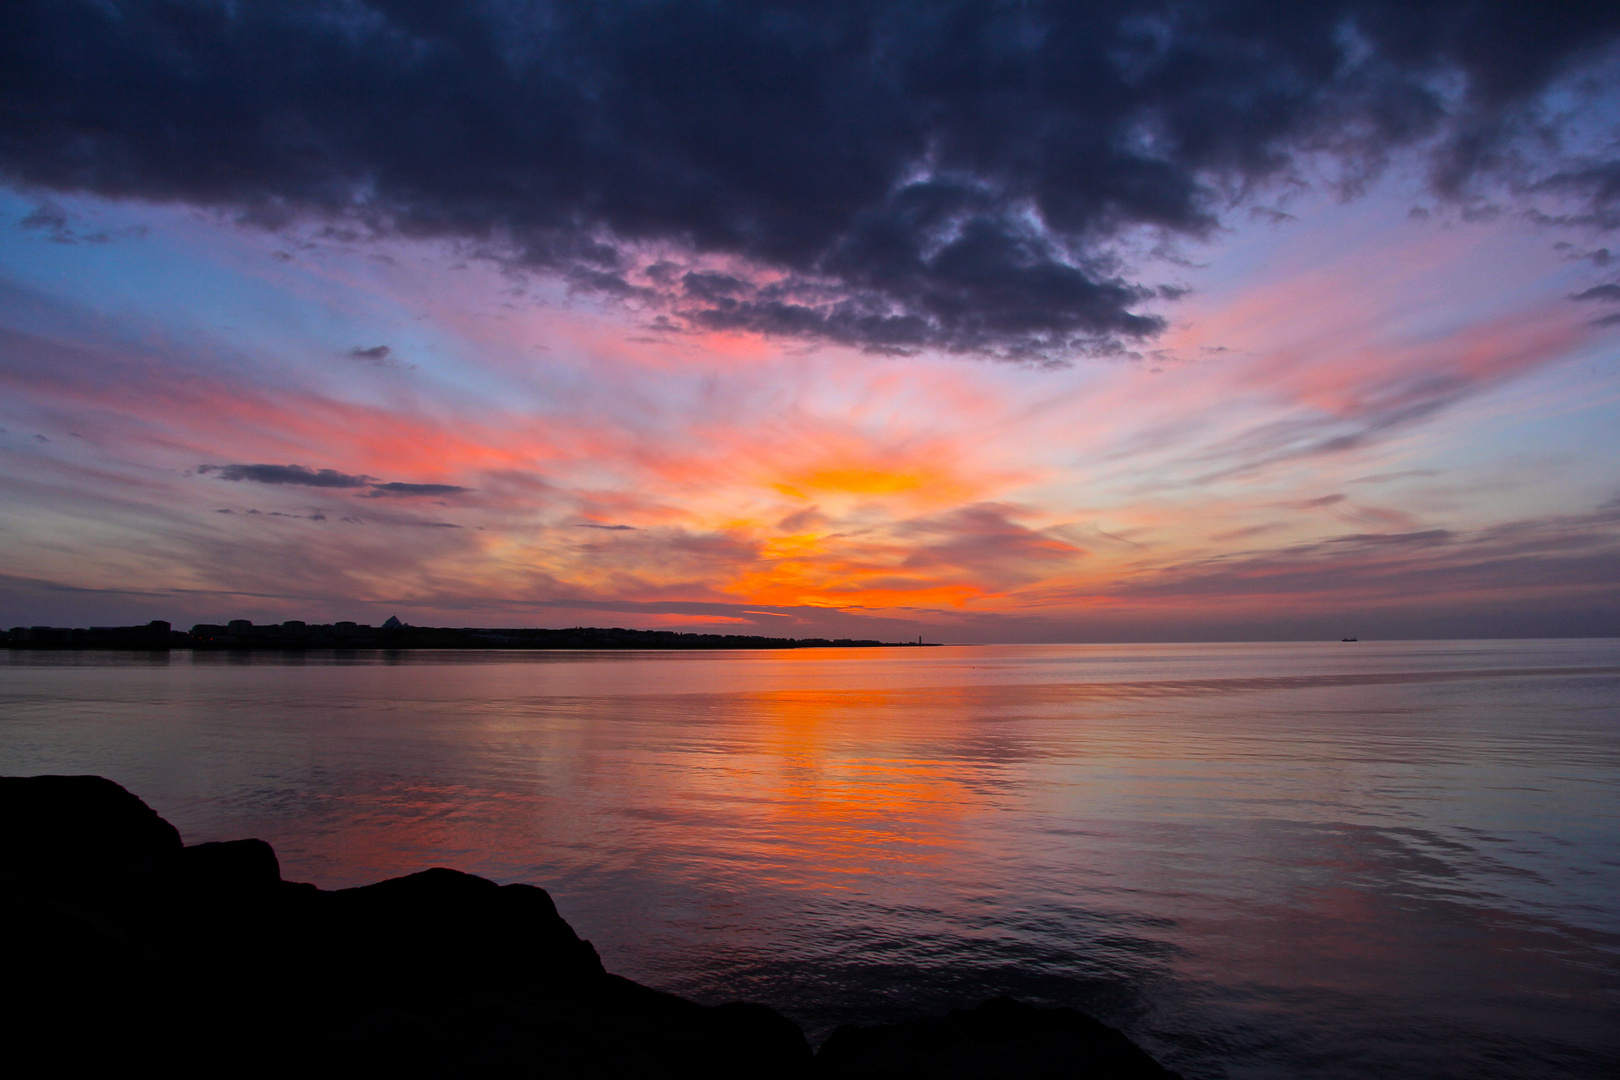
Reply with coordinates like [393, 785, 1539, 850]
[2, 638, 1616, 1078]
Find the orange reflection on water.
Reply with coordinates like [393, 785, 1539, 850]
[705, 686, 984, 889]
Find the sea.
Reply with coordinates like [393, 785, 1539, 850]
[1, 639, 1616, 1078]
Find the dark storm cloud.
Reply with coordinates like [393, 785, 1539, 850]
[1570, 283, 1620, 302]
[4, 2, 1618, 361]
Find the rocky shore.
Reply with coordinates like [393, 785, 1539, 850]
[1, 775, 1179, 1078]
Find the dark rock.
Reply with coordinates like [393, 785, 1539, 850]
[0, 775, 1175, 1080]
[0, 774, 181, 890]
[319, 1007, 457, 1078]
[582, 975, 815, 1078]
[303, 867, 608, 1017]
[170, 838, 283, 890]
[0, 774, 816, 1079]
[816, 996, 1181, 1079]
[0, 882, 176, 1073]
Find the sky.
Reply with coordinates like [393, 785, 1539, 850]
[2, 1, 1619, 642]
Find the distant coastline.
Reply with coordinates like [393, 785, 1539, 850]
[2, 619, 936, 651]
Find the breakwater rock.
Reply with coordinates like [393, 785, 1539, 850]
[1, 775, 1178, 1078]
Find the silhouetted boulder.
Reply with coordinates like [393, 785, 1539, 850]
[0, 775, 816, 1079]
[0, 774, 181, 891]
[816, 997, 1180, 1079]
[309, 867, 607, 1012]
[170, 838, 283, 889]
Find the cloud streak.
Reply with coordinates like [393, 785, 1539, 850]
[199, 464, 469, 499]
[199, 463, 371, 488]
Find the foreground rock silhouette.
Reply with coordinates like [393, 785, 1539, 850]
[1, 775, 1179, 1078]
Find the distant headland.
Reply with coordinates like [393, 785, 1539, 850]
[2, 618, 936, 651]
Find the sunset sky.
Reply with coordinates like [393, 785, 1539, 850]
[3, 1, 1619, 641]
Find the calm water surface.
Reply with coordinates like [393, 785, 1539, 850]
[2, 640, 1617, 1078]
